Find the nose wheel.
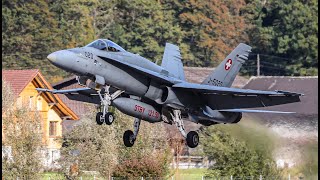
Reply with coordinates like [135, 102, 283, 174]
[96, 112, 104, 125]
[105, 112, 115, 125]
[95, 112, 115, 125]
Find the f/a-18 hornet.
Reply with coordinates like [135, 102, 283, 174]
[37, 39, 302, 148]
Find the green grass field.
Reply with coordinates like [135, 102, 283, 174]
[170, 168, 207, 180]
[42, 169, 207, 180]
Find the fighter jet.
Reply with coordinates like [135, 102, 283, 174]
[37, 39, 302, 148]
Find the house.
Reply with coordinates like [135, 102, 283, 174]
[2, 69, 79, 168]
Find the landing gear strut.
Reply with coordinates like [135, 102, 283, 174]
[96, 86, 123, 125]
[171, 109, 199, 148]
[123, 118, 141, 147]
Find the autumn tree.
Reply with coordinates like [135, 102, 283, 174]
[2, 81, 43, 179]
[164, 0, 248, 67]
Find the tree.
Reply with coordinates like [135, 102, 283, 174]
[242, 0, 318, 76]
[164, 0, 248, 67]
[59, 107, 118, 179]
[2, 0, 67, 80]
[60, 108, 171, 179]
[2, 81, 43, 179]
[201, 126, 282, 178]
[94, 0, 185, 63]
[2, 0, 97, 82]
[112, 111, 172, 179]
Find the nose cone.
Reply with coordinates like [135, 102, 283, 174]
[47, 52, 57, 62]
[46, 49, 79, 73]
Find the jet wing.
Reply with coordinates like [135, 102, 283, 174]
[36, 87, 95, 95]
[161, 43, 185, 81]
[173, 82, 303, 109]
[36, 87, 101, 104]
[98, 56, 179, 84]
[173, 82, 302, 96]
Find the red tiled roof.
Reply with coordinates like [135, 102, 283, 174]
[2, 69, 79, 120]
[2, 69, 39, 97]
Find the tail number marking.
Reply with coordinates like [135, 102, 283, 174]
[225, 59, 232, 70]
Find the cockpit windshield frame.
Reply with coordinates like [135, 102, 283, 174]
[85, 39, 126, 52]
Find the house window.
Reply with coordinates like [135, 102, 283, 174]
[37, 97, 42, 111]
[49, 121, 58, 136]
[29, 96, 34, 109]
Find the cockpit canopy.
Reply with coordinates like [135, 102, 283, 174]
[85, 39, 126, 52]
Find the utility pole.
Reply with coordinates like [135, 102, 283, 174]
[257, 54, 260, 76]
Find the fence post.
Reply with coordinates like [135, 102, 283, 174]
[259, 175, 262, 180]
[202, 175, 204, 180]
[230, 175, 233, 180]
[93, 175, 95, 180]
[288, 174, 291, 180]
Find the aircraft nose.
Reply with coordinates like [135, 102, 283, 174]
[47, 52, 57, 62]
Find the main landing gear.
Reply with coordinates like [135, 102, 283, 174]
[171, 110, 199, 148]
[123, 118, 141, 147]
[95, 86, 123, 125]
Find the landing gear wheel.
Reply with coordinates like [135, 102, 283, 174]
[123, 130, 135, 147]
[104, 112, 115, 125]
[95, 112, 104, 125]
[186, 131, 199, 148]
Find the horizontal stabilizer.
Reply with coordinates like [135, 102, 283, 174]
[218, 109, 295, 114]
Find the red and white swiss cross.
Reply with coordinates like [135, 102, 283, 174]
[225, 59, 232, 70]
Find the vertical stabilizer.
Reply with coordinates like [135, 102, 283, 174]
[161, 43, 185, 81]
[202, 43, 252, 87]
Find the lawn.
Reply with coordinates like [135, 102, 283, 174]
[170, 168, 207, 180]
[42, 169, 207, 180]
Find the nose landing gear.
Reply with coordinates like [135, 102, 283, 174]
[96, 86, 123, 125]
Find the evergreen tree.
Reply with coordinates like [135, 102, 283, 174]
[243, 0, 318, 76]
